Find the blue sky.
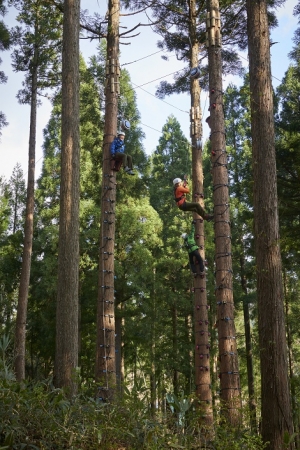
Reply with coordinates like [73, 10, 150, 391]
[0, 0, 298, 181]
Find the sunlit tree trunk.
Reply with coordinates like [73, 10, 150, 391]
[54, 0, 80, 396]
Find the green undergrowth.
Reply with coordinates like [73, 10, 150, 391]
[0, 377, 267, 450]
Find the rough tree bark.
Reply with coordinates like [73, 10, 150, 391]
[206, 0, 241, 425]
[95, 0, 119, 400]
[54, 0, 80, 397]
[246, 1, 294, 447]
[188, 0, 213, 426]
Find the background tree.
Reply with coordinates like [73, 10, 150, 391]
[148, 116, 197, 401]
[224, 80, 258, 431]
[275, 15, 300, 439]
[7, 164, 26, 234]
[10, 0, 63, 381]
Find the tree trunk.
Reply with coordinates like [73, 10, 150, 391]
[188, 0, 213, 427]
[95, 0, 119, 399]
[115, 304, 124, 394]
[151, 287, 157, 415]
[284, 271, 299, 449]
[14, 49, 38, 382]
[240, 253, 257, 432]
[206, 0, 241, 425]
[54, 0, 80, 397]
[246, 1, 294, 448]
[172, 304, 179, 398]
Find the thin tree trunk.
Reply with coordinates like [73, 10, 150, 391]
[54, 0, 80, 397]
[240, 253, 257, 432]
[284, 271, 299, 448]
[206, 0, 241, 425]
[13, 188, 18, 234]
[95, 0, 119, 399]
[172, 304, 179, 398]
[115, 304, 124, 394]
[246, 1, 294, 448]
[151, 282, 157, 415]
[14, 55, 38, 382]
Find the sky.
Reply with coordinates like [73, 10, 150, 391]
[0, 0, 298, 182]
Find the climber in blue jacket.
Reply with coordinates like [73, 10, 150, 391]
[110, 131, 135, 175]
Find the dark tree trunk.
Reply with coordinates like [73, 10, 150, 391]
[246, 1, 294, 448]
[172, 304, 179, 398]
[54, 0, 80, 397]
[14, 51, 38, 382]
[206, 0, 240, 425]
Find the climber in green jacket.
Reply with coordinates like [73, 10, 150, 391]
[181, 223, 204, 276]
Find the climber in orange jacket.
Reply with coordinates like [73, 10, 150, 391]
[173, 177, 213, 220]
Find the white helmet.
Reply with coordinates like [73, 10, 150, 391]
[181, 233, 187, 239]
[118, 131, 125, 136]
[173, 177, 182, 185]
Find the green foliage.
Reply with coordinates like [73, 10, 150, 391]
[10, 0, 63, 104]
[0, 176, 10, 237]
[0, 335, 14, 381]
[275, 51, 300, 264]
[0, 0, 10, 51]
[283, 430, 298, 449]
[0, 0, 10, 137]
[0, 376, 268, 449]
[0, 172, 24, 335]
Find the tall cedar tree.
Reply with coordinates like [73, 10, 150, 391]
[246, 0, 294, 448]
[54, 0, 80, 396]
[187, 0, 213, 424]
[11, 0, 62, 381]
[95, 0, 120, 398]
[206, 0, 241, 425]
